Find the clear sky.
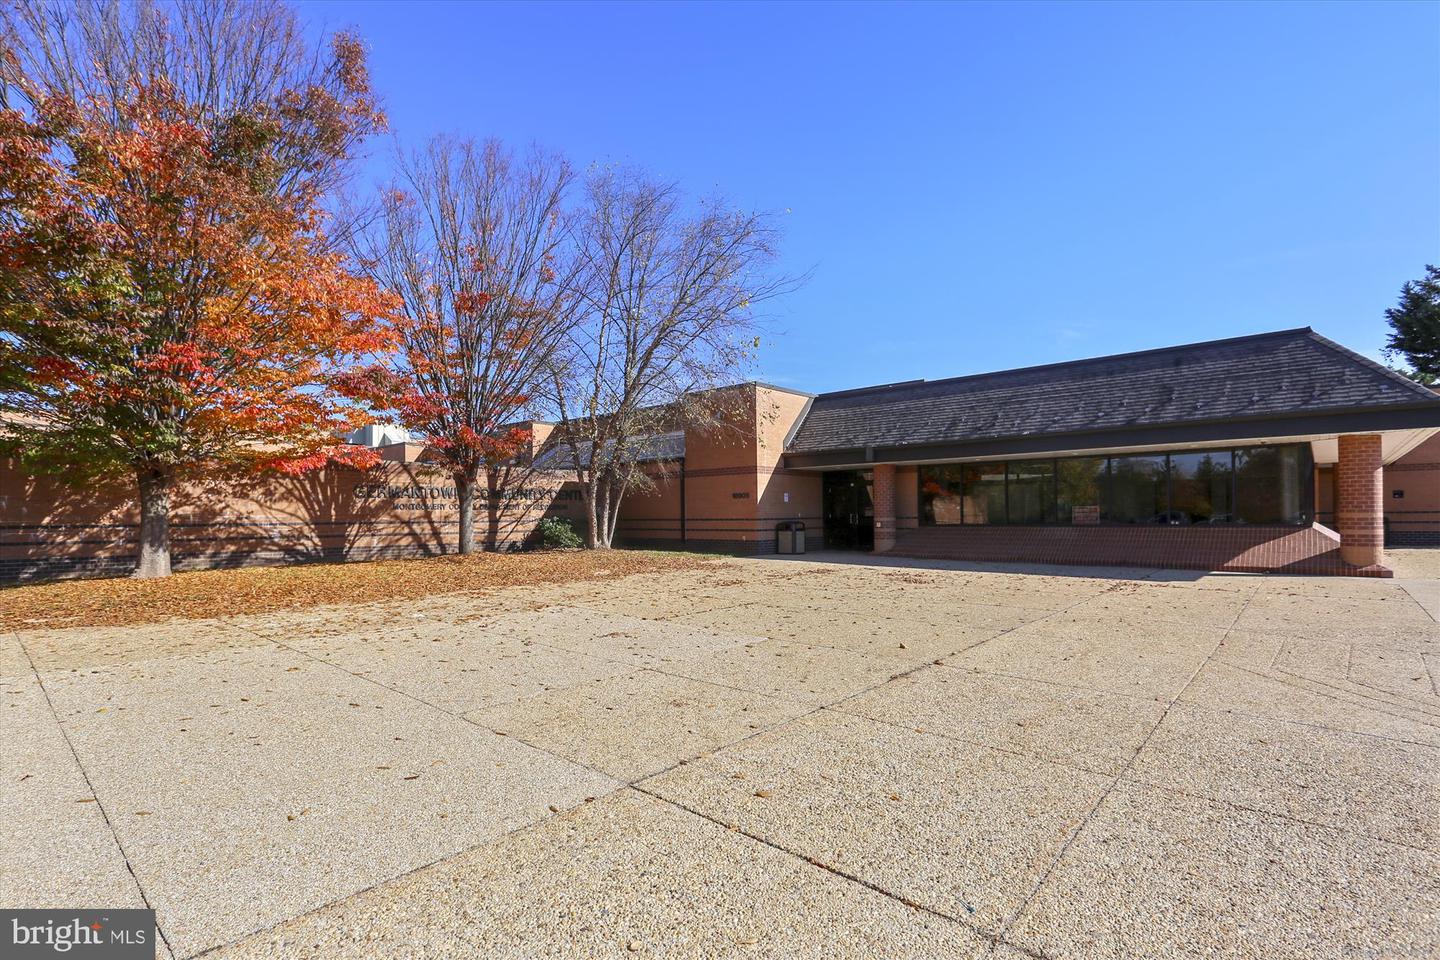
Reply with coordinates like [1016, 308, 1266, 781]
[299, 0, 1440, 394]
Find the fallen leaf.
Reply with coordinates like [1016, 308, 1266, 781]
[0, 552, 707, 630]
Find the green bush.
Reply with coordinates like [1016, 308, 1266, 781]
[537, 516, 583, 549]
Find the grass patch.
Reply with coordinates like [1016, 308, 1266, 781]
[0, 549, 714, 630]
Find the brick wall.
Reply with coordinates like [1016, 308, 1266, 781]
[1381, 432, 1440, 546]
[890, 523, 1391, 577]
[1336, 433, 1384, 567]
[614, 384, 821, 554]
[872, 464, 896, 552]
[0, 460, 584, 582]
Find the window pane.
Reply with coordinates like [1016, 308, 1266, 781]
[1107, 455, 1168, 524]
[1007, 460, 1054, 523]
[918, 465, 964, 525]
[1056, 457, 1106, 524]
[1170, 451, 1233, 524]
[1235, 445, 1310, 524]
[961, 462, 1006, 525]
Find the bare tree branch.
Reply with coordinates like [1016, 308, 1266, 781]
[351, 137, 575, 554]
[547, 166, 796, 548]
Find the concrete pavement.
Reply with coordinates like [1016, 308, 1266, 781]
[5, 553, 1438, 958]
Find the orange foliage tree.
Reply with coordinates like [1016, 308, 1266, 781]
[0, 50, 392, 576]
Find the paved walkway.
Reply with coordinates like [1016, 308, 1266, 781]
[5, 554, 1438, 958]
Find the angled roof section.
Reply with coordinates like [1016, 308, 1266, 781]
[785, 328, 1440, 464]
[532, 431, 685, 472]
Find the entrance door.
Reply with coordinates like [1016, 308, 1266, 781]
[823, 470, 875, 550]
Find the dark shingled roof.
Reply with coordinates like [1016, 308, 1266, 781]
[786, 328, 1440, 456]
[532, 431, 685, 471]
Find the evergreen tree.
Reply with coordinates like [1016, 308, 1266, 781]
[1384, 265, 1440, 385]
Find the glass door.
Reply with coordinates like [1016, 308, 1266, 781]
[823, 470, 875, 550]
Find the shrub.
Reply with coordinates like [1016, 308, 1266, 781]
[537, 516, 584, 549]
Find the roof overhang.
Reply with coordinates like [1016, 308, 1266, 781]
[783, 405, 1440, 470]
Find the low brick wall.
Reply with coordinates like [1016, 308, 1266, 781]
[888, 523, 1392, 577]
[620, 536, 774, 556]
[1389, 528, 1440, 548]
[0, 460, 584, 583]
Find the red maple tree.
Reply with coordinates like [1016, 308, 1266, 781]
[346, 140, 573, 554]
[0, 46, 393, 576]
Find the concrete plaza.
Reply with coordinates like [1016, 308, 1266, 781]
[5, 552, 1438, 958]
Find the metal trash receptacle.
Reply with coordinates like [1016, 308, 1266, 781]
[775, 520, 806, 555]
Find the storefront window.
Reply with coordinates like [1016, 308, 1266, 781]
[1236, 446, 1310, 524]
[1170, 451, 1233, 524]
[916, 444, 1311, 528]
[1056, 457, 1106, 524]
[918, 465, 964, 525]
[961, 462, 1006, 525]
[1007, 460, 1054, 524]
[1107, 455, 1168, 524]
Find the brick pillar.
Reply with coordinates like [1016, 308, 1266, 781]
[1336, 434, 1384, 568]
[872, 464, 896, 552]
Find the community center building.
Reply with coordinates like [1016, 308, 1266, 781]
[3, 327, 1438, 581]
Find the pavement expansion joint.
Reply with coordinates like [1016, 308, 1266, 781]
[12, 629, 178, 960]
[996, 583, 1264, 940]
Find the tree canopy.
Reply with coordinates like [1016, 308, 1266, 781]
[0, 1, 392, 576]
[1384, 264, 1440, 386]
[346, 138, 574, 553]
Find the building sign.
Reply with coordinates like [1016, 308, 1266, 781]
[352, 482, 584, 512]
[353, 483, 459, 512]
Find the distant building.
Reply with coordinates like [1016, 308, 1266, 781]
[346, 423, 414, 448]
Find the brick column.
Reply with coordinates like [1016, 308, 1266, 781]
[872, 464, 896, 552]
[1336, 434, 1384, 568]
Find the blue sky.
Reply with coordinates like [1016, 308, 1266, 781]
[301, 0, 1440, 393]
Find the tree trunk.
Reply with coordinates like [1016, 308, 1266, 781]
[134, 466, 173, 578]
[455, 469, 477, 555]
[595, 480, 612, 548]
[583, 476, 601, 548]
[484, 466, 502, 552]
[604, 481, 622, 547]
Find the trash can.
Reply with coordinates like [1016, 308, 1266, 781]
[775, 520, 806, 555]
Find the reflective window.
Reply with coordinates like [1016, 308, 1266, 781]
[1236, 446, 1310, 524]
[915, 444, 1311, 528]
[1056, 457, 1106, 524]
[961, 462, 1006, 525]
[1107, 455, 1168, 524]
[1007, 460, 1054, 524]
[918, 465, 964, 525]
[1170, 451, 1233, 524]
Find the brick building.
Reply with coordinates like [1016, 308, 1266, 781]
[609, 327, 1440, 577]
[4, 327, 1438, 580]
